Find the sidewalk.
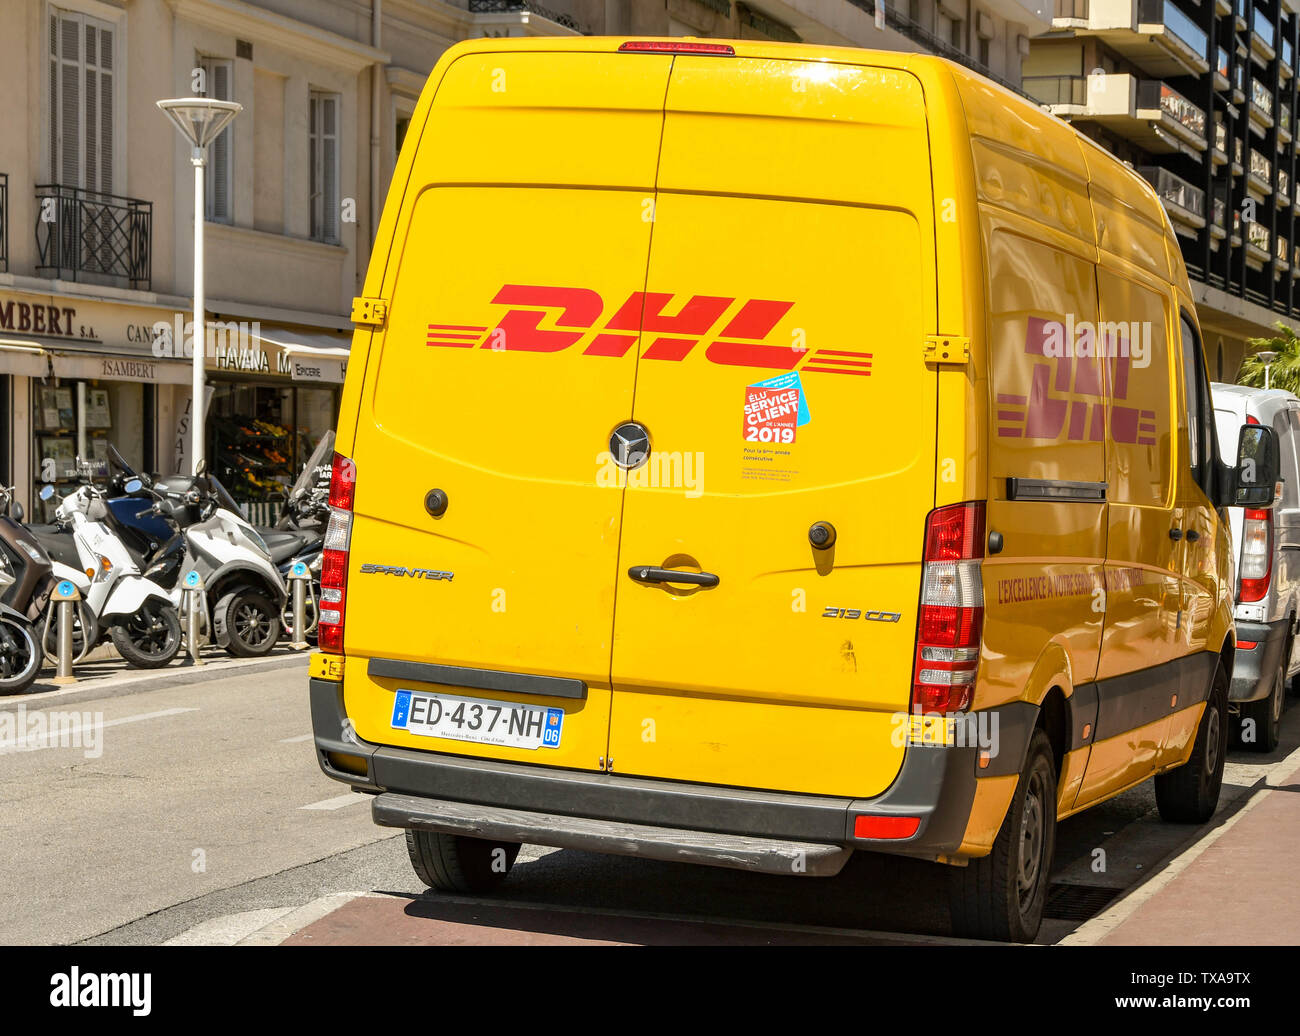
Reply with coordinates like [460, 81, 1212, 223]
[1077, 752, 1300, 945]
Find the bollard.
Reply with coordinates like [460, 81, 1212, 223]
[287, 561, 310, 651]
[51, 579, 81, 685]
[183, 570, 205, 666]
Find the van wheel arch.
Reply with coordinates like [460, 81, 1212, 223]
[1036, 686, 1068, 779]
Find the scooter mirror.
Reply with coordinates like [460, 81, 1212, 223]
[38, 485, 54, 502]
[11, 502, 23, 523]
[124, 478, 144, 494]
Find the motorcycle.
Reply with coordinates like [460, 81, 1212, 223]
[131, 465, 288, 657]
[36, 479, 182, 669]
[0, 486, 45, 693]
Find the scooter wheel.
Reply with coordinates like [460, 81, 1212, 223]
[0, 616, 41, 694]
[217, 589, 280, 658]
[110, 599, 182, 669]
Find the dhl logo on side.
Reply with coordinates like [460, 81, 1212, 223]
[426, 284, 873, 377]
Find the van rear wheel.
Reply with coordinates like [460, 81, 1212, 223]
[1155, 663, 1228, 823]
[948, 730, 1056, 943]
[405, 829, 521, 894]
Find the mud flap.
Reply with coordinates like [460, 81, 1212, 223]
[211, 591, 236, 648]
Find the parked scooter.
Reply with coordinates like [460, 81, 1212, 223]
[131, 466, 288, 657]
[0, 486, 45, 693]
[36, 479, 182, 668]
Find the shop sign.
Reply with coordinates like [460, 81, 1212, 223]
[290, 356, 347, 383]
[0, 289, 182, 355]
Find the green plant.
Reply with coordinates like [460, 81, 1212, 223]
[1239, 323, 1300, 394]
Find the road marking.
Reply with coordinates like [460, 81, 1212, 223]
[279, 734, 313, 743]
[300, 792, 367, 811]
[0, 707, 199, 755]
[237, 892, 374, 946]
[1061, 739, 1300, 946]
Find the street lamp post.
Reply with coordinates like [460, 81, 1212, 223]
[1257, 350, 1279, 390]
[156, 98, 243, 475]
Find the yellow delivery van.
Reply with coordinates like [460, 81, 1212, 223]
[308, 36, 1280, 941]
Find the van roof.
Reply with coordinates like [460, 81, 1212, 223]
[433, 38, 1182, 289]
[1211, 382, 1299, 405]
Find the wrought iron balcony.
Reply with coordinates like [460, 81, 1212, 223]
[34, 184, 151, 291]
[466, 0, 584, 31]
[0, 173, 7, 274]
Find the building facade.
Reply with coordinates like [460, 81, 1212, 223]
[0, 0, 1049, 519]
[1028, 1, 1300, 382]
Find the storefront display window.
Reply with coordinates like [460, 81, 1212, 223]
[209, 381, 340, 516]
[33, 377, 154, 519]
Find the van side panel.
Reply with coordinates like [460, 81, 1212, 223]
[606, 59, 938, 798]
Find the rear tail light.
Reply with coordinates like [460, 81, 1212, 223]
[912, 502, 985, 714]
[617, 40, 736, 55]
[319, 452, 356, 654]
[1239, 506, 1272, 602]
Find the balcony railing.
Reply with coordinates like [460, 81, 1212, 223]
[1252, 78, 1274, 117]
[1254, 9, 1275, 50]
[1217, 46, 1230, 78]
[1249, 220, 1270, 251]
[1023, 75, 1088, 105]
[34, 184, 152, 290]
[1285, 38, 1294, 68]
[1138, 0, 1208, 58]
[1215, 120, 1228, 152]
[0, 173, 7, 275]
[1214, 195, 1226, 226]
[1251, 148, 1272, 184]
[1054, 0, 1088, 16]
[1138, 79, 1206, 136]
[466, 0, 585, 31]
[1139, 165, 1206, 219]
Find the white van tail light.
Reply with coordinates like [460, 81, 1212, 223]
[1239, 507, 1272, 603]
[912, 502, 985, 714]
[319, 452, 356, 654]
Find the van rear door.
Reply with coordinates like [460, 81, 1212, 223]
[606, 57, 939, 798]
[342, 50, 673, 773]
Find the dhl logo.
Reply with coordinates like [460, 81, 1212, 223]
[427, 284, 872, 377]
[997, 317, 1156, 445]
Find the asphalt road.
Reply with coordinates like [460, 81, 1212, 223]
[2, 661, 1297, 946]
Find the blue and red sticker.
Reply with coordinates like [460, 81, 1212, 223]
[743, 372, 810, 443]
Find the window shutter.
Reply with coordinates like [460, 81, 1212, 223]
[57, 12, 82, 186]
[202, 58, 232, 222]
[323, 95, 338, 241]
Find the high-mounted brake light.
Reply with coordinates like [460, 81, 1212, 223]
[319, 452, 357, 654]
[911, 502, 985, 714]
[1239, 506, 1272, 603]
[617, 40, 736, 55]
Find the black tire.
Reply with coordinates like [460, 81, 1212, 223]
[1241, 663, 1283, 753]
[949, 730, 1057, 943]
[217, 589, 280, 658]
[0, 617, 41, 695]
[110, 599, 182, 669]
[1156, 662, 1228, 823]
[405, 829, 521, 893]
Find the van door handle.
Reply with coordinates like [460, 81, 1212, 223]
[628, 566, 720, 588]
[1169, 528, 1183, 541]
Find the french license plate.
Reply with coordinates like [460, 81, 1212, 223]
[391, 690, 563, 750]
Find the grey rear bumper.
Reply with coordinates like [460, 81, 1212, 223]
[1230, 619, 1290, 702]
[311, 676, 1038, 872]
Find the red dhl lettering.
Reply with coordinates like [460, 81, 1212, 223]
[425, 284, 872, 376]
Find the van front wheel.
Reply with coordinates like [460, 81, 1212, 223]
[948, 730, 1056, 943]
[405, 829, 521, 894]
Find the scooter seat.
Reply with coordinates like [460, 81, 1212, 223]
[28, 525, 83, 570]
[260, 529, 319, 565]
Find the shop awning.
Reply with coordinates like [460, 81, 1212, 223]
[48, 347, 193, 385]
[252, 326, 352, 384]
[0, 339, 51, 378]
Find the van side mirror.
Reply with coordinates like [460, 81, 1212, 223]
[124, 478, 144, 495]
[1232, 424, 1281, 507]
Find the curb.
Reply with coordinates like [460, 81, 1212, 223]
[236, 892, 374, 946]
[4, 652, 310, 711]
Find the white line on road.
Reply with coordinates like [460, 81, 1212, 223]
[279, 734, 313, 743]
[299, 792, 367, 811]
[237, 892, 374, 946]
[0, 707, 199, 755]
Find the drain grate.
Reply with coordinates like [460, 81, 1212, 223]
[1044, 882, 1121, 922]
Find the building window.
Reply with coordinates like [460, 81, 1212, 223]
[309, 90, 340, 243]
[48, 5, 116, 193]
[978, 35, 991, 66]
[395, 115, 410, 160]
[198, 57, 234, 223]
